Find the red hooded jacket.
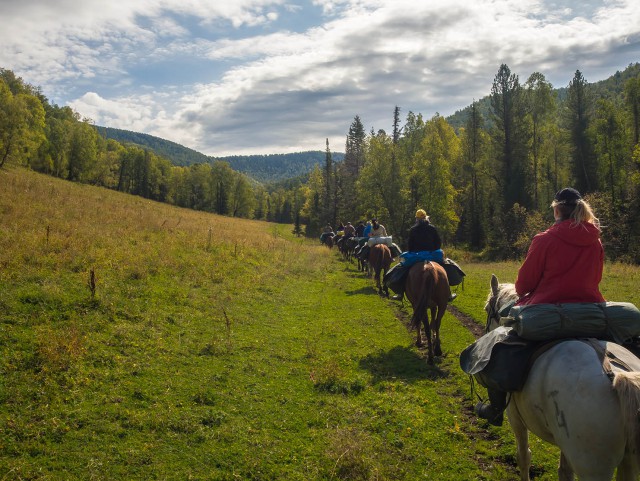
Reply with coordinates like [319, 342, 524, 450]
[515, 219, 605, 306]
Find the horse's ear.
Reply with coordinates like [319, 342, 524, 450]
[490, 274, 499, 296]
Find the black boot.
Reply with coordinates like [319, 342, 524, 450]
[474, 388, 506, 426]
[391, 291, 404, 301]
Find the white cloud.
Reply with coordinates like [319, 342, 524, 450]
[1, 0, 639, 156]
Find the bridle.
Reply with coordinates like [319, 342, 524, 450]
[484, 294, 501, 334]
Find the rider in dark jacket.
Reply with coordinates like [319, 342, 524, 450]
[408, 212, 442, 252]
[391, 209, 455, 302]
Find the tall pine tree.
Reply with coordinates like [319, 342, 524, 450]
[490, 64, 530, 210]
[565, 70, 597, 193]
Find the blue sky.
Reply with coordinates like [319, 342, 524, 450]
[1, 0, 639, 156]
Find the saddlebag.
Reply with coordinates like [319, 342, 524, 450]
[460, 326, 545, 392]
[443, 258, 465, 287]
[383, 263, 410, 294]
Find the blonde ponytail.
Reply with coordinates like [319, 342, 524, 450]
[552, 197, 600, 230]
[571, 199, 600, 230]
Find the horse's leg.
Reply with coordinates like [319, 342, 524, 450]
[423, 312, 434, 364]
[616, 454, 638, 481]
[376, 268, 382, 295]
[558, 453, 575, 481]
[506, 404, 532, 481]
[430, 306, 443, 357]
[382, 268, 389, 297]
[413, 310, 424, 348]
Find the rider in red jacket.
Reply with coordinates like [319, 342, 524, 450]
[515, 192, 605, 305]
[476, 187, 605, 426]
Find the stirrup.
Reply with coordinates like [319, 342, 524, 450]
[474, 402, 504, 426]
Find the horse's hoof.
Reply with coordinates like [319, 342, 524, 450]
[435, 348, 442, 357]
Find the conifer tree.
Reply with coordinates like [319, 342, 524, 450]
[490, 64, 530, 210]
[322, 138, 335, 226]
[340, 116, 366, 222]
[344, 115, 366, 177]
[400, 111, 427, 214]
[565, 70, 597, 193]
[459, 101, 487, 249]
[624, 77, 640, 146]
[593, 99, 626, 204]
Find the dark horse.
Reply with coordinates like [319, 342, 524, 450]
[322, 234, 334, 249]
[405, 261, 449, 364]
[368, 244, 392, 296]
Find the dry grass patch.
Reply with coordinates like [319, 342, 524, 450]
[34, 323, 86, 374]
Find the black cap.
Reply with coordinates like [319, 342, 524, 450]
[554, 187, 582, 205]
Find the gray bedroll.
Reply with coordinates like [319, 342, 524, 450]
[502, 302, 640, 343]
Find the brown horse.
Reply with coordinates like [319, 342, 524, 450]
[368, 244, 392, 296]
[404, 261, 449, 364]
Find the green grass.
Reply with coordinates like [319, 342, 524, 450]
[2, 167, 639, 480]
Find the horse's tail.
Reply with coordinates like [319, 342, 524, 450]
[612, 371, 640, 469]
[410, 263, 435, 331]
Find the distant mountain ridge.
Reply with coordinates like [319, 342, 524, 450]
[95, 126, 344, 183]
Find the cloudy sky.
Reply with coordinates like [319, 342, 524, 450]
[1, 0, 639, 157]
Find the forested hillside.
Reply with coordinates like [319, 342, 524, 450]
[0, 67, 307, 223]
[95, 126, 211, 166]
[223, 152, 345, 183]
[2, 63, 640, 261]
[97, 125, 345, 183]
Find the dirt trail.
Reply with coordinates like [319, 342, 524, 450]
[447, 304, 485, 338]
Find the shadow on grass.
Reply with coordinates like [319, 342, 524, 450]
[344, 271, 368, 279]
[344, 286, 377, 296]
[359, 345, 448, 384]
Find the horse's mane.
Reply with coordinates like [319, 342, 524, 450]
[485, 281, 519, 310]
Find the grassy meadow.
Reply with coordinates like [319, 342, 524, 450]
[2, 167, 640, 480]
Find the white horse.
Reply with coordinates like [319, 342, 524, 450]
[485, 275, 640, 481]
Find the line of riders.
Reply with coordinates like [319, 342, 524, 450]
[321, 189, 640, 436]
[320, 218, 389, 268]
[319, 211, 459, 302]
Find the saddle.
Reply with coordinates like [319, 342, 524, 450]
[383, 254, 464, 294]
